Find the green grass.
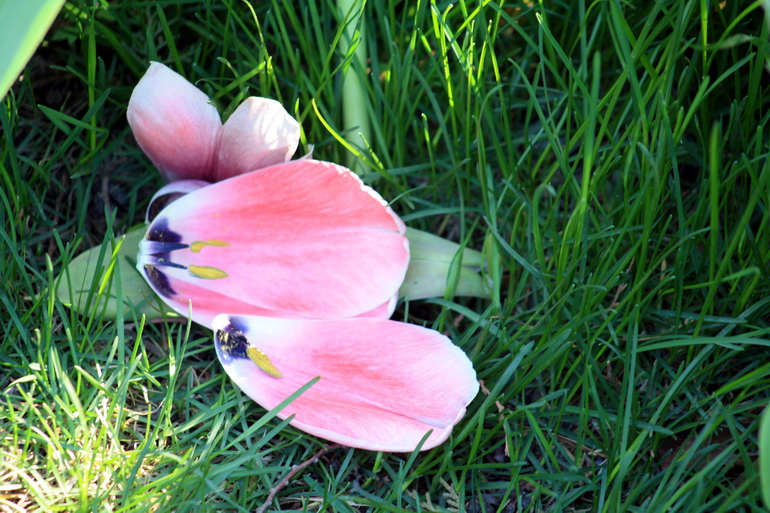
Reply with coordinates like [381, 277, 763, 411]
[2, 0, 770, 511]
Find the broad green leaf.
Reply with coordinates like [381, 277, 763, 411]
[400, 228, 488, 300]
[0, 0, 66, 100]
[57, 226, 177, 321]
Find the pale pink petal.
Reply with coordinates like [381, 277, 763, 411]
[127, 62, 222, 182]
[146, 179, 210, 222]
[137, 160, 409, 320]
[387, 204, 407, 234]
[212, 315, 478, 451]
[215, 97, 300, 181]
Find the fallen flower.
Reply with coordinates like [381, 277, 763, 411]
[212, 314, 478, 451]
[127, 62, 300, 183]
[56, 61, 483, 452]
[137, 158, 409, 326]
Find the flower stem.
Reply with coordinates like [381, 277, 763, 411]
[337, 0, 370, 173]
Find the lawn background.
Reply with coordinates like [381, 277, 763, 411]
[2, 0, 770, 511]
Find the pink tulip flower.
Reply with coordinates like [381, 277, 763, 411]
[212, 314, 478, 451]
[127, 62, 300, 183]
[136, 161, 478, 451]
[137, 158, 409, 327]
[129, 62, 478, 451]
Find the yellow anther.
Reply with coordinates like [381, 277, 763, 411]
[187, 265, 228, 279]
[190, 240, 230, 253]
[247, 347, 282, 378]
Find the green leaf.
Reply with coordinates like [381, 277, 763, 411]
[57, 225, 177, 321]
[400, 228, 488, 300]
[0, 0, 66, 100]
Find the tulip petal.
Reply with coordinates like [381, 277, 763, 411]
[146, 179, 210, 222]
[127, 62, 222, 182]
[212, 314, 478, 451]
[215, 97, 301, 181]
[137, 160, 409, 321]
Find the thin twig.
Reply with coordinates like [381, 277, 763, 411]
[255, 444, 343, 513]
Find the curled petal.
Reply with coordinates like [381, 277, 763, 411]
[138, 160, 409, 321]
[215, 97, 301, 181]
[146, 179, 210, 222]
[298, 144, 314, 160]
[212, 315, 478, 451]
[127, 62, 222, 181]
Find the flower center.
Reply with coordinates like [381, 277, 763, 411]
[214, 318, 282, 378]
[138, 218, 230, 296]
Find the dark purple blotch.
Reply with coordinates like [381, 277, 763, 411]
[215, 319, 250, 362]
[143, 264, 176, 298]
[147, 218, 183, 243]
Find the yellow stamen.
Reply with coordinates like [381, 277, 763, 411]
[190, 240, 230, 253]
[247, 347, 282, 378]
[188, 265, 228, 279]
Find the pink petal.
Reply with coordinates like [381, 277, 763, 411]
[214, 97, 301, 181]
[212, 315, 478, 451]
[127, 62, 222, 182]
[137, 160, 409, 321]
